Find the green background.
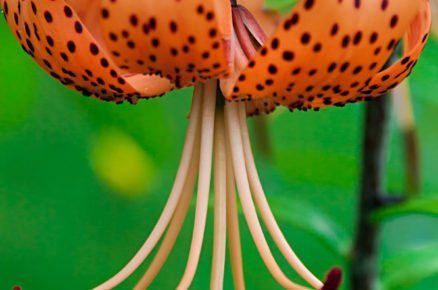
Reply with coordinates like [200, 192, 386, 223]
[0, 8, 437, 290]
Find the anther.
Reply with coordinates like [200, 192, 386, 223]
[321, 267, 343, 290]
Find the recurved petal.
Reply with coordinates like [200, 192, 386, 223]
[357, 0, 431, 100]
[98, 0, 232, 88]
[227, 0, 423, 111]
[2, 0, 173, 104]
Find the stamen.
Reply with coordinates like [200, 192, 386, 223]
[211, 109, 227, 290]
[134, 141, 201, 289]
[225, 149, 246, 290]
[225, 101, 307, 290]
[94, 84, 204, 290]
[237, 104, 324, 289]
[178, 80, 217, 289]
[321, 267, 343, 290]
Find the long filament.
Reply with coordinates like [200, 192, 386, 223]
[210, 109, 228, 290]
[225, 130, 246, 290]
[94, 85, 204, 290]
[134, 137, 201, 289]
[237, 104, 323, 289]
[225, 101, 307, 290]
[177, 80, 217, 289]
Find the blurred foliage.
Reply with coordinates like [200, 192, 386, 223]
[382, 244, 438, 290]
[0, 5, 438, 290]
[372, 197, 438, 221]
[90, 128, 156, 197]
[268, 197, 351, 259]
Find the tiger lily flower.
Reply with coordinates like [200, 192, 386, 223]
[1, 0, 431, 289]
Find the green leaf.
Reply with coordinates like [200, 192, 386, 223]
[382, 244, 438, 290]
[265, 0, 298, 13]
[372, 197, 438, 222]
[269, 197, 351, 258]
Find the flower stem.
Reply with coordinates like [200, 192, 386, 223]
[350, 95, 391, 290]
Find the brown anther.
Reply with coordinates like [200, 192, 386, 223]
[321, 267, 343, 290]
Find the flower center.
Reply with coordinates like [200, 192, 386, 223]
[93, 4, 341, 290]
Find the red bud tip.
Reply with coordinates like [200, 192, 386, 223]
[321, 267, 343, 290]
[13, 286, 22, 290]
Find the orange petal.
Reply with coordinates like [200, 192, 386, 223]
[64, 0, 94, 19]
[98, 0, 232, 88]
[357, 0, 431, 101]
[2, 0, 173, 104]
[228, 0, 424, 111]
[64, 0, 102, 38]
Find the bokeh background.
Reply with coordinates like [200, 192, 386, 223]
[0, 2, 437, 290]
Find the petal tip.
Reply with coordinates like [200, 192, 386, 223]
[321, 267, 343, 290]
